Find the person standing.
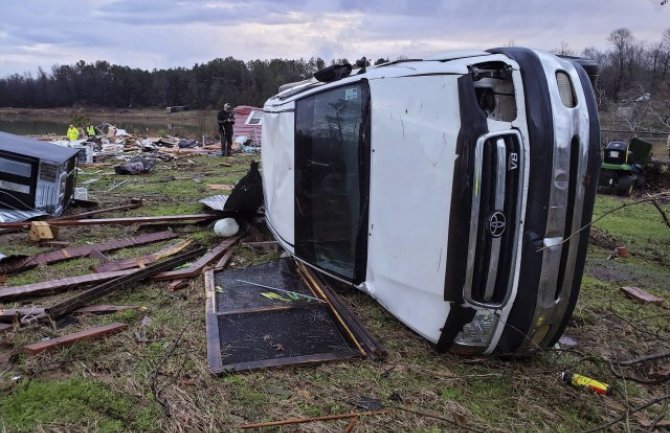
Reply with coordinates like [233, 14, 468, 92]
[67, 124, 79, 141]
[86, 124, 96, 139]
[217, 103, 235, 156]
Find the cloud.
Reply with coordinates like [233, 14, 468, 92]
[0, 0, 669, 77]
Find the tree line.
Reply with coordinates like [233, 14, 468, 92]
[0, 28, 668, 116]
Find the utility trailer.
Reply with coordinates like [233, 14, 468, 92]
[261, 48, 601, 355]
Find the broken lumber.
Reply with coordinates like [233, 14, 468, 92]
[0, 231, 176, 275]
[1, 305, 135, 323]
[23, 322, 128, 355]
[167, 280, 189, 291]
[93, 239, 193, 273]
[620, 286, 665, 305]
[22, 248, 206, 325]
[0, 270, 131, 302]
[0, 214, 220, 230]
[55, 199, 143, 221]
[298, 263, 387, 360]
[153, 235, 242, 281]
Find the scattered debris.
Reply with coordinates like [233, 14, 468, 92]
[23, 322, 128, 355]
[560, 371, 612, 395]
[0, 213, 220, 230]
[153, 235, 242, 281]
[93, 238, 193, 272]
[199, 194, 228, 211]
[0, 230, 177, 275]
[21, 248, 205, 326]
[0, 323, 11, 334]
[0, 270, 131, 302]
[28, 221, 59, 241]
[620, 286, 665, 305]
[114, 156, 156, 175]
[0, 305, 136, 323]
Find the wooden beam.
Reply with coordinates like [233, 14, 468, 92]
[0, 270, 132, 301]
[620, 286, 665, 305]
[55, 199, 143, 221]
[0, 305, 135, 323]
[36, 248, 205, 325]
[0, 214, 220, 230]
[0, 231, 177, 275]
[23, 322, 128, 355]
[153, 235, 242, 281]
[93, 239, 193, 273]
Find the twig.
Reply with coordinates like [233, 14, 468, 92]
[151, 323, 190, 418]
[619, 351, 670, 366]
[239, 410, 388, 429]
[645, 384, 669, 433]
[393, 406, 488, 433]
[579, 393, 670, 433]
[536, 192, 670, 252]
[649, 194, 670, 229]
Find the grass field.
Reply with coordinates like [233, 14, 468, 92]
[1, 154, 669, 433]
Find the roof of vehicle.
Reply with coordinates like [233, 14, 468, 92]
[265, 51, 517, 107]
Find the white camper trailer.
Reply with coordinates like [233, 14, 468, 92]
[261, 48, 601, 355]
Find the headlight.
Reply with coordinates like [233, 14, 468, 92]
[453, 309, 498, 347]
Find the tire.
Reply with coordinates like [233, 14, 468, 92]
[635, 175, 646, 189]
[616, 175, 635, 196]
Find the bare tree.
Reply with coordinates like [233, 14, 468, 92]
[553, 41, 575, 56]
[608, 28, 635, 100]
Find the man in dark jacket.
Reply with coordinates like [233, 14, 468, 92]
[217, 103, 235, 156]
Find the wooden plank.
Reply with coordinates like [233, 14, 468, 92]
[72, 305, 136, 315]
[23, 323, 128, 355]
[168, 280, 189, 291]
[55, 199, 143, 221]
[0, 307, 45, 323]
[0, 305, 134, 323]
[93, 239, 193, 273]
[0, 231, 177, 275]
[0, 270, 132, 301]
[204, 269, 224, 373]
[0, 214, 219, 229]
[38, 248, 205, 324]
[207, 184, 235, 191]
[620, 286, 665, 305]
[153, 235, 242, 281]
[216, 351, 360, 374]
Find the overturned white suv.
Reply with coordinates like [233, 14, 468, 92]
[261, 48, 601, 355]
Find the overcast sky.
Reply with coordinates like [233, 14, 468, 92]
[1, 0, 669, 77]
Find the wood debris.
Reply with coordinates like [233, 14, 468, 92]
[620, 286, 665, 305]
[23, 322, 128, 355]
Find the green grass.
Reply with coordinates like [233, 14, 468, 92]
[1, 152, 669, 432]
[0, 378, 158, 433]
[591, 194, 670, 262]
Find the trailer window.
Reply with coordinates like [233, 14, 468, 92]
[294, 82, 370, 281]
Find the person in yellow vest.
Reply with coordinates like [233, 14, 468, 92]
[67, 124, 79, 141]
[86, 124, 96, 139]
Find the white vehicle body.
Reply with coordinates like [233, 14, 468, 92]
[261, 48, 601, 354]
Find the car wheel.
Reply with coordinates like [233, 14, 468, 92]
[635, 175, 646, 188]
[616, 175, 635, 196]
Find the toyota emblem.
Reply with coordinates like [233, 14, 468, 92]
[487, 211, 506, 238]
